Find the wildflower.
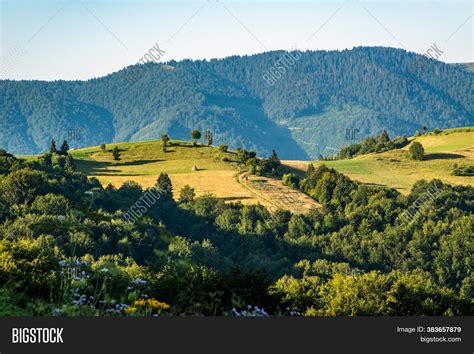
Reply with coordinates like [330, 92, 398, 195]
[134, 298, 170, 311]
[230, 305, 270, 317]
[100, 268, 109, 273]
[125, 306, 137, 314]
[52, 308, 62, 315]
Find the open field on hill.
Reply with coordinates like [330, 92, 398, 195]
[403, 129, 473, 154]
[283, 128, 473, 194]
[70, 140, 319, 213]
[238, 173, 321, 213]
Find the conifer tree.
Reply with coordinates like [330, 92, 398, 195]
[60, 140, 69, 155]
[112, 146, 120, 160]
[156, 172, 173, 200]
[50, 139, 57, 154]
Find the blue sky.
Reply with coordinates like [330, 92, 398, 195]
[1, 0, 472, 80]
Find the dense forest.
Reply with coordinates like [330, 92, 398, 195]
[0, 147, 472, 316]
[1, 47, 473, 158]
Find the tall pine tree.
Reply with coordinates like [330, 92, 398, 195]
[60, 140, 69, 155]
[156, 172, 173, 200]
[50, 139, 57, 154]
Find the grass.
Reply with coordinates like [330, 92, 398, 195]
[70, 140, 317, 213]
[284, 128, 474, 194]
[71, 140, 249, 195]
[404, 129, 474, 153]
[72, 140, 238, 176]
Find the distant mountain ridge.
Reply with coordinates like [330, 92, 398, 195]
[1, 46, 473, 158]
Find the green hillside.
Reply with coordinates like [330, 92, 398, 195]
[284, 127, 474, 194]
[72, 140, 234, 175]
[70, 140, 320, 213]
[72, 140, 245, 199]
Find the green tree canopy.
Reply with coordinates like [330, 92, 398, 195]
[112, 146, 120, 161]
[156, 172, 173, 200]
[409, 142, 424, 160]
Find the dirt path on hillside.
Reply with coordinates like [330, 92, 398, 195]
[237, 172, 321, 214]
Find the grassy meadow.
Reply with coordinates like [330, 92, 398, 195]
[69, 140, 319, 213]
[284, 128, 473, 194]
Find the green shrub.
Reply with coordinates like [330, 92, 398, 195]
[31, 194, 69, 215]
[282, 173, 299, 188]
[409, 142, 424, 160]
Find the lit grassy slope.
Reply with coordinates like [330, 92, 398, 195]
[283, 127, 474, 194]
[71, 140, 253, 200]
[71, 140, 320, 212]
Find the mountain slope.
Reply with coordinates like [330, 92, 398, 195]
[1, 47, 473, 158]
[283, 127, 474, 194]
[66, 139, 320, 213]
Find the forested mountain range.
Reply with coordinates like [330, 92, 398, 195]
[1, 46, 472, 158]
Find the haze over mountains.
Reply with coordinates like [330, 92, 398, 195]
[1, 46, 472, 159]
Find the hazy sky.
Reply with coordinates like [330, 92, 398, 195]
[1, 0, 472, 80]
